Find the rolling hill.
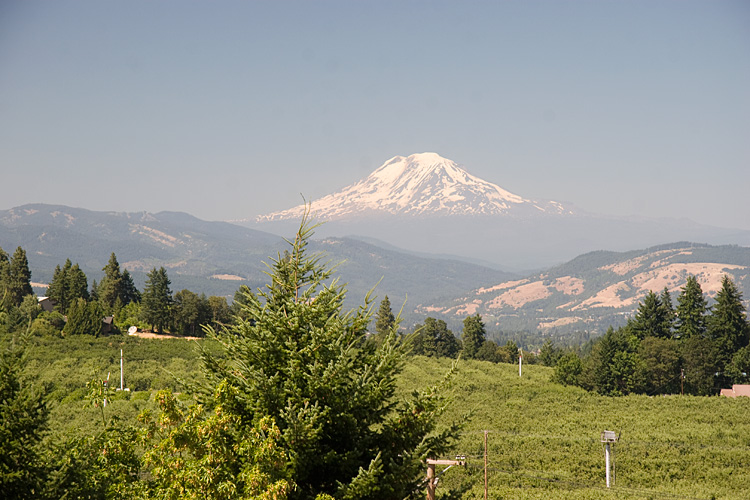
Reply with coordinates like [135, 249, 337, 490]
[423, 242, 750, 338]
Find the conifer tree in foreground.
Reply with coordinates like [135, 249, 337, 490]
[199, 211, 462, 500]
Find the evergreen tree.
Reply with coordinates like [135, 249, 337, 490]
[676, 275, 707, 340]
[68, 263, 89, 303]
[581, 327, 644, 396]
[638, 337, 681, 394]
[47, 260, 89, 314]
[629, 291, 670, 339]
[659, 287, 676, 336]
[140, 267, 172, 333]
[172, 289, 210, 336]
[374, 295, 396, 336]
[708, 275, 749, 366]
[46, 263, 67, 311]
[413, 317, 460, 358]
[8, 247, 33, 307]
[98, 253, 123, 313]
[120, 270, 140, 305]
[0, 333, 49, 498]
[63, 298, 104, 336]
[551, 352, 583, 386]
[0, 248, 10, 309]
[539, 339, 562, 367]
[207, 295, 231, 329]
[199, 215, 462, 500]
[461, 314, 486, 359]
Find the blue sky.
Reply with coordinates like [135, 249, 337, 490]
[2, 1, 749, 229]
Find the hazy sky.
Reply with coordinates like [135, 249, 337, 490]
[2, 1, 749, 229]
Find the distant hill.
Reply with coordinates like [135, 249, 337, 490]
[424, 242, 750, 338]
[0, 204, 513, 322]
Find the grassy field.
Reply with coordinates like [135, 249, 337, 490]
[14, 334, 750, 499]
[402, 357, 750, 499]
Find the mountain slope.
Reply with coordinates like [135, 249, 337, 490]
[0, 204, 512, 314]
[423, 242, 750, 336]
[256, 152, 574, 221]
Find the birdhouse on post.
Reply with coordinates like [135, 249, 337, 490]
[601, 430, 618, 487]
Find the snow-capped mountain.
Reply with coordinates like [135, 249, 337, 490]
[257, 153, 575, 221]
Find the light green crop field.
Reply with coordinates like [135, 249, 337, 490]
[401, 357, 750, 499]
[17, 334, 750, 500]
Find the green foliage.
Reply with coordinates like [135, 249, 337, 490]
[374, 295, 396, 337]
[172, 289, 209, 336]
[726, 345, 750, 383]
[115, 301, 147, 332]
[140, 267, 173, 333]
[98, 253, 124, 314]
[551, 351, 583, 386]
[412, 317, 461, 358]
[538, 339, 563, 366]
[0, 332, 49, 499]
[580, 327, 644, 396]
[47, 259, 89, 314]
[140, 386, 293, 500]
[63, 298, 105, 337]
[199, 214, 462, 500]
[708, 275, 749, 366]
[401, 358, 750, 499]
[8, 247, 33, 307]
[627, 290, 671, 339]
[676, 275, 707, 339]
[461, 314, 486, 359]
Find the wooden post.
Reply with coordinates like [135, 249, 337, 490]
[484, 430, 488, 500]
[426, 458, 465, 500]
[426, 462, 436, 500]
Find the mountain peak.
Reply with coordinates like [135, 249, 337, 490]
[257, 153, 574, 222]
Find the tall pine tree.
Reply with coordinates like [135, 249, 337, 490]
[708, 275, 749, 365]
[461, 314, 486, 359]
[199, 213, 462, 500]
[676, 275, 707, 339]
[140, 267, 172, 333]
[98, 253, 123, 313]
[374, 295, 396, 336]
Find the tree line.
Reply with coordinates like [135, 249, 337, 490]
[0, 246, 233, 338]
[371, 295, 532, 364]
[549, 275, 750, 396]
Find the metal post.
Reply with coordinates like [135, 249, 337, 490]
[484, 430, 488, 500]
[120, 349, 124, 391]
[605, 443, 611, 488]
[519, 349, 523, 377]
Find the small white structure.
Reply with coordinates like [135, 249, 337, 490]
[601, 430, 618, 488]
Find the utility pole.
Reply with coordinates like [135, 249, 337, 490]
[484, 430, 488, 500]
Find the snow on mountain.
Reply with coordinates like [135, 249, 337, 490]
[257, 152, 574, 221]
